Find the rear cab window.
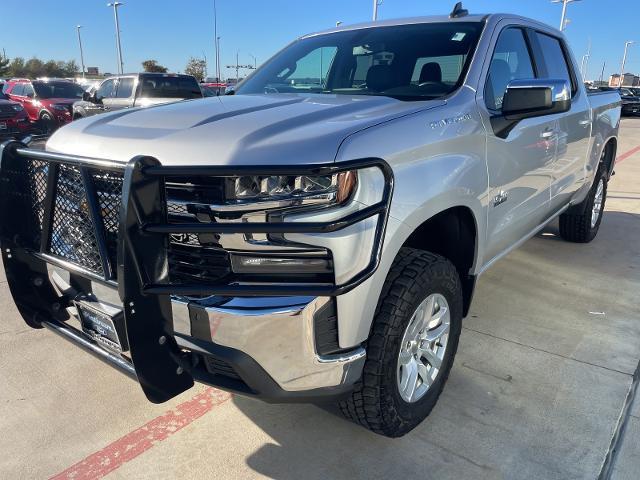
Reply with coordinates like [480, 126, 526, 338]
[139, 75, 202, 99]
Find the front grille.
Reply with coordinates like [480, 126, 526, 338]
[0, 104, 16, 119]
[49, 165, 105, 274]
[22, 160, 231, 283]
[27, 160, 48, 235]
[93, 171, 124, 271]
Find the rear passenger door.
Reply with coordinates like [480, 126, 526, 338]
[479, 25, 556, 263]
[532, 32, 590, 210]
[110, 77, 136, 111]
[20, 84, 39, 121]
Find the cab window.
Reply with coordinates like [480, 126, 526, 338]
[10, 84, 24, 96]
[96, 79, 115, 101]
[485, 28, 536, 111]
[115, 78, 134, 98]
[22, 84, 35, 97]
[534, 32, 576, 94]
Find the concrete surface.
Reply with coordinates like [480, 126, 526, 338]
[611, 416, 640, 480]
[1, 119, 639, 480]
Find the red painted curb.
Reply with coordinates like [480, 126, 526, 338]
[616, 144, 640, 165]
[50, 387, 232, 480]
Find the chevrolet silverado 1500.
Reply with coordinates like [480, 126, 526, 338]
[0, 5, 620, 437]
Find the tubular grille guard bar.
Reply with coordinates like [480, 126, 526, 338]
[139, 158, 394, 297]
[2, 144, 394, 295]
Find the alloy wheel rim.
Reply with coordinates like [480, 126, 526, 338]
[396, 293, 451, 403]
[591, 179, 604, 228]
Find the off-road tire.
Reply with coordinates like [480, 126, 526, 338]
[558, 165, 608, 243]
[339, 248, 463, 437]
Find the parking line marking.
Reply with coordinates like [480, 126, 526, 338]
[50, 387, 232, 480]
[616, 144, 640, 164]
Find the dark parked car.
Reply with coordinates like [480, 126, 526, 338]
[0, 90, 32, 139]
[73, 73, 203, 119]
[4, 79, 84, 133]
[619, 88, 640, 116]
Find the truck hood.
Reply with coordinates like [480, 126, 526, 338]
[47, 94, 444, 166]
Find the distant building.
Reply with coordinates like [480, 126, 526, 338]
[609, 73, 640, 87]
[87, 67, 99, 75]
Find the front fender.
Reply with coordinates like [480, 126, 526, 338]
[333, 93, 488, 347]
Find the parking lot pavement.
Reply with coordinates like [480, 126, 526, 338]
[1, 119, 639, 480]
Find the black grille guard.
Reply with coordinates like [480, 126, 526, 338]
[0, 140, 393, 403]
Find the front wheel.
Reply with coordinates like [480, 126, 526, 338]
[559, 165, 608, 243]
[339, 248, 463, 437]
[39, 112, 56, 135]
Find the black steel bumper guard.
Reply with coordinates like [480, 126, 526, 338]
[0, 140, 393, 403]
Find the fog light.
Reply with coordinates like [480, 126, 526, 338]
[231, 254, 332, 274]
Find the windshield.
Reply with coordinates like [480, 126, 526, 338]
[139, 75, 202, 99]
[33, 81, 85, 99]
[236, 22, 483, 100]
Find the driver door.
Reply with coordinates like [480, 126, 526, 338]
[95, 79, 116, 111]
[479, 26, 556, 263]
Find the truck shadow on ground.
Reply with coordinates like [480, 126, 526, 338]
[229, 211, 640, 480]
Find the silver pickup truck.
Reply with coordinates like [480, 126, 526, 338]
[0, 7, 620, 438]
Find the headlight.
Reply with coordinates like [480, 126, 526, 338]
[11, 104, 24, 112]
[231, 171, 358, 205]
[52, 104, 69, 111]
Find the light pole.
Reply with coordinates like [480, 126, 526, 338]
[76, 25, 86, 79]
[620, 41, 635, 87]
[551, 0, 581, 31]
[372, 0, 383, 21]
[249, 54, 257, 69]
[580, 38, 591, 80]
[107, 2, 125, 74]
[216, 36, 221, 82]
[213, 0, 219, 82]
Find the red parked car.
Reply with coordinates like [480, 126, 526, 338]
[4, 79, 85, 133]
[0, 89, 31, 139]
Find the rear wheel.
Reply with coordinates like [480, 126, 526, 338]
[339, 248, 463, 437]
[559, 164, 608, 243]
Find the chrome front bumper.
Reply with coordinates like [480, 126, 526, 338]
[171, 295, 366, 392]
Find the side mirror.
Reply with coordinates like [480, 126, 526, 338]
[502, 79, 571, 120]
[491, 79, 571, 138]
[82, 91, 92, 101]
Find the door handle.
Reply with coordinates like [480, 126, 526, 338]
[540, 129, 555, 139]
[578, 119, 590, 127]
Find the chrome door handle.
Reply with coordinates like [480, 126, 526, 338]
[540, 130, 555, 139]
[578, 119, 590, 127]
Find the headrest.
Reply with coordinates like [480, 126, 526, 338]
[419, 62, 442, 83]
[366, 65, 395, 92]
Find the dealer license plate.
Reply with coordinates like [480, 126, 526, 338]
[75, 300, 128, 352]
